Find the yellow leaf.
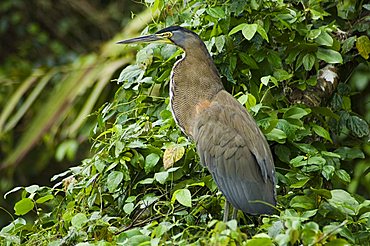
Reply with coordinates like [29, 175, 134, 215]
[356, 35, 370, 59]
[163, 145, 185, 169]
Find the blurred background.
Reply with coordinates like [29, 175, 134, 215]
[0, 0, 143, 226]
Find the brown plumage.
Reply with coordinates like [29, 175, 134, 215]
[117, 26, 277, 218]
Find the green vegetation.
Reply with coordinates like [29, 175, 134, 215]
[1, 0, 370, 245]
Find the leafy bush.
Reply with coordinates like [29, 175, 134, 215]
[1, 0, 369, 245]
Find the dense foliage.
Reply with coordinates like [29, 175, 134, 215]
[1, 0, 369, 245]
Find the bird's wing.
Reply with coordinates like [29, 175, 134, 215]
[192, 90, 276, 214]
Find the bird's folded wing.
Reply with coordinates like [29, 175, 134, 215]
[192, 90, 276, 213]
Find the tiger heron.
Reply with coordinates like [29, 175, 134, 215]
[117, 26, 276, 221]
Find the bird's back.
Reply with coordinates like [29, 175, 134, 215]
[192, 90, 276, 214]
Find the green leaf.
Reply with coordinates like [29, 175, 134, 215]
[206, 7, 225, 19]
[356, 35, 370, 59]
[322, 165, 335, 180]
[14, 198, 34, 215]
[123, 203, 135, 215]
[266, 128, 287, 144]
[273, 69, 292, 81]
[246, 238, 273, 246]
[325, 239, 350, 246]
[316, 48, 343, 64]
[294, 143, 318, 154]
[145, 153, 160, 174]
[334, 147, 365, 160]
[36, 194, 54, 204]
[346, 115, 369, 137]
[118, 65, 145, 85]
[335, 169, 351, 183]
[342, 36, 356, 54]
[308, 156, 326, 165]
[71, 213, 88, 229]
[308, 29, 321, 39]
[302, 53, 315, 71]
[172, 188, 192, 207]
[257, 25, 269, 42]
[312, 124, 332, 143]
[242, 24, 258, 40]
[315, 31, 333, 46]
[107, 171, 124, 192]
[215, 35, 226, 53]
[154, 171, 169, 184]
[290, 195, 316, 209]
[290, 177, 310, 188]
[239, 53, 259, 69]
[261, 76, 271, 86]
[229, 23, 246, 35]
[283, 107, 310, 119]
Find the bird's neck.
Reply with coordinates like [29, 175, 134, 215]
[169, 46, 224, 138]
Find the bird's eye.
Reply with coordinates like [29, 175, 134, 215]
[159, 32, 173, 38]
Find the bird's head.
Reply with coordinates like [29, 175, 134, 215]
[117, 26, 201, 50]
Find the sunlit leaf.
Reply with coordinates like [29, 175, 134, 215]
[107, 171, 124, 192]
[71, 213, 88, 229]
[14, 198, 34, 215]
[316, 48, 343, 63]
[172, 188, 192, 207]
[312, 124, 332, 143]
[145, 153, 160, 174]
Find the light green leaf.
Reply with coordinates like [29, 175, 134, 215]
[154, 171, 169, 184]
[71, 213, 88, 229]
[322, 165, 335, 180]
[242, 24, 258, 40]
[335, 169, 351, 183]
[36, 194, 54, 204]
[290, 177, 310, 188]
[316, 48, 343, 63]
[145, 153, 160, 174]
[315, 31, 333, 46]
[290, 195, 316, 209]
[308, 29, 321, 39]
[312, 124, 332, 143]
[273, 69, 292, 81]
[215, 35, 226, 53]
[283, 107, 310, 119]
[229, 23, 246, 35]
[14, 198, 34, 215]
[107, 171, 124, 192]
[302, 53, 315, 71]
[342, 36, 356, 54]
[206, 7, 225, 19]
[246, 237, 274, 246]
[266, 128, 287, 144]
[257, 25, 269, 42]
[308, 156, 326, 165]
[123, 203, 135, 215]
[172, 188, 192, 207]
[261, 76, 271, 86]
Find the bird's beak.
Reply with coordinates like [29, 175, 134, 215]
[116, 34, 167, 45]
